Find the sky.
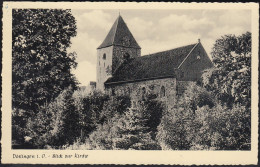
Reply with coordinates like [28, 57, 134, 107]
[68, 9, 251, 86]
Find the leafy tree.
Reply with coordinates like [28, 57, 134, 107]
[12, 108, 32, 148]
[26, 87, 80, 148]
[88, 115, 120, 150]
[177, 82, 216, 111]
[202, 32, 251, 107]
[135, 96, 164, 140]
[156, 83, 215, 150]
[112, 108, 161, 150]
[75, 90, 109, 138]
[12, 9, 78, 112]
[99, 95, 131, 123]
[191, 104, 250, 150]
[88, 102, 160, 150]
[156, 104, 196, 150]
[157, 82, 250, 150]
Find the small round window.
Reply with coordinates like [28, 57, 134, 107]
[103, 53, 106, 60]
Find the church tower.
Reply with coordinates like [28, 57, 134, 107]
[96, 15, 141, 91]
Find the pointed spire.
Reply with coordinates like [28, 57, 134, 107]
[97, 15, 141, 49]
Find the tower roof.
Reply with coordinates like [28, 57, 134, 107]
[97, 15, 141, 49]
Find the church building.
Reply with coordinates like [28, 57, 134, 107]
[95, 15, 213, 107]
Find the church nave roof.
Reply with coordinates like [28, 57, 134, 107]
[105, 43, 198, 84]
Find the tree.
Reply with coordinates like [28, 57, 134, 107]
[88, 102, 161, 150]
[12, 9, 78, 112]
[26, 87, 80, 148]
[99, 95, 131, 123]
[191, 104, 250, 150]
[112, 107, 161, 150]
[156, 83, 216, 150]
[202, 32, 251, 107]
[135, 96, 164, 140]
[156, 103, 199, 150]
[74, 90, 109, 138]
[157, 82, 250, 150]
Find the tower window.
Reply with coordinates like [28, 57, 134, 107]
[103, 53, 106, 60]
[160, 86, 166, 97]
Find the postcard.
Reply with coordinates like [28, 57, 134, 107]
[1, 1, 259, 165]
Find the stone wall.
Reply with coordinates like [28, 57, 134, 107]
[105, 77, 177, 109]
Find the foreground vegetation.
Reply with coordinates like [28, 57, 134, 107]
[13, 80, 250, 150]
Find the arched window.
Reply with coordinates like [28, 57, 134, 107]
[160, 86, 166, 98]
[103, 53, 106, 60]
[141, 87, 146, 100]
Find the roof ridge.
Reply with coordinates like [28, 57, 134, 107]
[111, 16, 120, 45]
[177, 42, 199, 69]
[139, 43, 197, 59]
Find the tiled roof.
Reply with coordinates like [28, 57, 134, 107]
[97, 15, 141, 49]
[105, 43, 197, 84]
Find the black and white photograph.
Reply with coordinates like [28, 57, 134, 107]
[1, 1, 259, 165]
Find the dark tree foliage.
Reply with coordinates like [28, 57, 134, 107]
[26, 87, 80, 148]
[99, 95, 131, 123]
[76, 91, 109, 137]
[12, 9, 78, 112]
[202, 32, 251, 107]
[136, 96, 164, 140]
